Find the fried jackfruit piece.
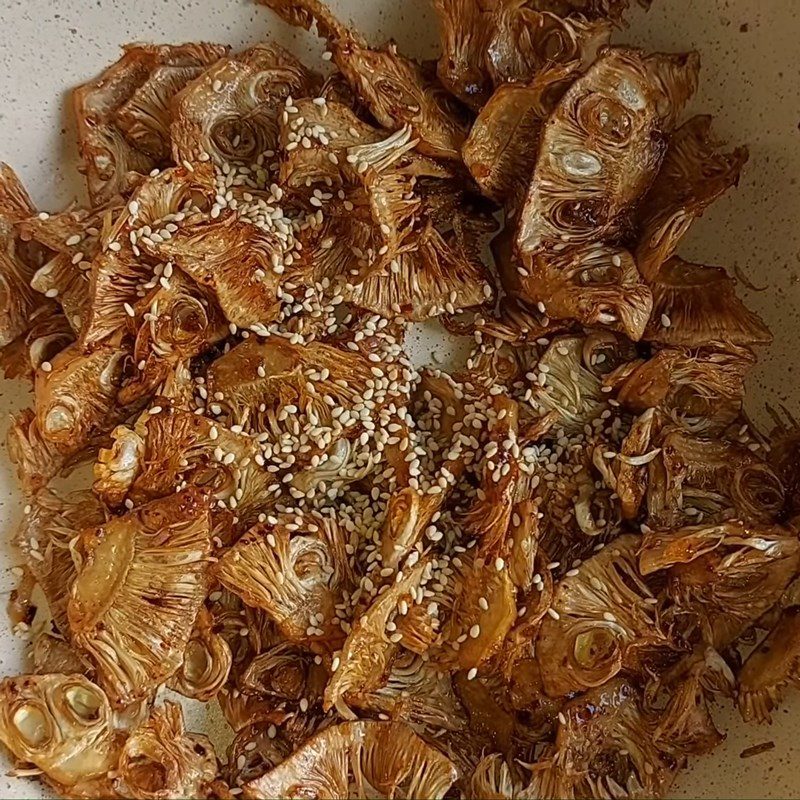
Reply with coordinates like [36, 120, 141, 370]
[639, 521, 800, 648]
[641, 257, 771, 348]
[431, 0, 494, 111]
[645, 428, 785, 528]
[237, 641, 328, 713]
[115, 702, 219, 800]
[324, 560, 429, 714]
[737, 606, 800, 724]
[0, 674, 125, 788]
[92, 425, 145, 508]
[118, 270, 228, 406]
[30, 628, 93, 676]
[115, 62, 227, 162]
[636, 115, 749, 281]
[68, 488, 213, 706]
[277, 96, 383, 187]
[535, 680, 674, 800]
[618, 347, 756, 433]
[299, 153, 420, 290]
[440, 559, 518, 671]
[151, 214, 288, 328]
[7, 408, 97, 496]
[343, 218, 494, 321]
[600, 407, 657, 520]
[168, 607, 232, 701]
[172, 43, 319, 166]
[433, 0, 610, 111]
[485, 6, 611, 87]
[103, 408, 273, 528]
[73, 43, 226, 204]
[243, 721, 458, 800]
[18, 196, 116, 335]
[78, 161, 217, 350]
[516, 243, 653, 340]
[651, 646, 734, 757]
[225, 724, 293, 789]
[380, 487, 445, 572]
[34, 339, 130, 450]
[526, 335, 608, 434]
[15, 489, 105, 633]
[516, 46, 699, 256]
[463, 65, 575, 205]
[258, 0, 468, 160]
[31, 254, 92, 335]
[536, 534, 673, 697]
[0, 306, 74, 383]
[215, 511, 353, 651]
[0, 163, 46, 348]
[468, 754, 526, 800]
[348, 651, 467, 733]
[205, 335, 405, 461]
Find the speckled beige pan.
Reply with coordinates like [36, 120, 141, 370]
[0, 1, 799, 798]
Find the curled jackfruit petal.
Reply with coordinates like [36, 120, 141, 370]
[258, 0, 468, 160]
[169, 607, 232, 701]
[171, 43, 320, 166]
[15, 489, 105, 633]
[68, 488, 213, 706]
[463, 65, 575, 205]
[215, 511, 353, 650]
[636, 115, 749, 280]
[737, 606, 800, 724]
[536, 534, 673, 697]
[115, 701, 218, 800]
[642, 257, 771, 348]
[243, 720, 458, 800]
[73, 43, 225, 204]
